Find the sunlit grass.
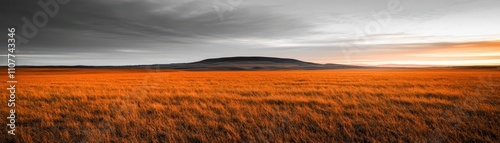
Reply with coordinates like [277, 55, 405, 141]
[1, 68, 498, 142]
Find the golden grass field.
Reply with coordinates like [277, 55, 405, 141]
[1, 68, 499, 142]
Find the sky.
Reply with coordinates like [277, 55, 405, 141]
[1, 0, 500, 66]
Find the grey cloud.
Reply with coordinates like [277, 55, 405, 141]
[1, 0, 499, 65]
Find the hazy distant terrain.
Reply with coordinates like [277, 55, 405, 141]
[20, 57, 499, 70]
[155, 57, 362, 70]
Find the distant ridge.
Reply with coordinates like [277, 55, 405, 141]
[14, 56, 365, 70]
[157, 56, 361, 70]
[14, 56, 361, 70]
[14, 57, 500, 70]
[193, 56, 318, 65]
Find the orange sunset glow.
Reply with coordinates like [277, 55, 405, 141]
[317, 40, 500, 66]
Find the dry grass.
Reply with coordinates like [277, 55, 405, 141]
[1, 68, 499, 142]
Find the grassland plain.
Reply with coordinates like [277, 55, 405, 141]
[1, 68, 499, 142]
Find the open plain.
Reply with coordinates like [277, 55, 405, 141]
[1, 68, 499, 142]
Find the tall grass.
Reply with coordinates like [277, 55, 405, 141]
[1, 68, 498, 142]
